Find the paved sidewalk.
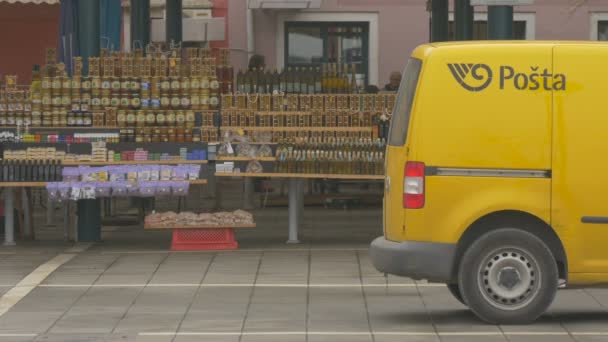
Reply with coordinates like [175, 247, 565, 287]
[0, 208, 607, 341]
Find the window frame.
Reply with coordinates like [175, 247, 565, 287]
[284, 21, 370, 85]
[591, 13, 608, 41]
[276, 12, 379, 87]
[447, 12, 536, 40]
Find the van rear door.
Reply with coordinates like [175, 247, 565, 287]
[552, 45, 608, 274]
[384, 58, 422, 241]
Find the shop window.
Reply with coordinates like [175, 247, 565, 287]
[285, 22, 369, 86]
[598, 20, 608, 41]
[447, 20, 528, 40]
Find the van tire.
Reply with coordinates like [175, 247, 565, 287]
[458, 228, 558, 324]
[446, 283, 467, 306]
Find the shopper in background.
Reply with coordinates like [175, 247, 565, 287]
[384, 71, 402, 92]
[248, 54, 266, 71]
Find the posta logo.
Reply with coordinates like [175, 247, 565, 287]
[448, 63, 493, 92]
[448, 63, 567, 92]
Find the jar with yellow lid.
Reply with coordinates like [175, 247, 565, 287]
[117, 110, 127, 127]
[165, 111, 176, 126]
[145, 111, 156, 126]
[156, 111, 166, 126]
[136, 111, 146, 127]
[126, 111, 136, 127]
[185, 110, 195, 129]
[175, 111, 186, 128]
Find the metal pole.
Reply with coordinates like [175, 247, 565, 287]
[287, 178, 300, 244]
[21, 189, 32, 239]
[77, 0, 101, 75]
[130, 0, 151, 51]
[46, 195, 54, 225]
[165, 0, 183, 46]
[3, 188, 15, 246]
[455, 0, 473, 41]
[488, 5, 513, 40]
[243, 179, 255, 210]
[431, 0, 449, 42]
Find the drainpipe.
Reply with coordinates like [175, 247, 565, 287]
[488, 5, 514, 40]
[242, 0, 255, 210]
[247, 1, 254, 60]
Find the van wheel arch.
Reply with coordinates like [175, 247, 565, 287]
[452, 210, 567, 283]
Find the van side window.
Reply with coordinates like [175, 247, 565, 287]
[388, 58, 422, 146]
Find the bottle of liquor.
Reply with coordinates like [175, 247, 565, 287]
[19, 160, 26, 181]
[279, 68, 287, 94]
[321, 64, 328, 94]
[236, 69, 244, 93]
[8, 160, 15, 182]
[286, 67, 294, 94]
[250, 68, 259, 94]
[306, 67, 315, 95]
[314, 66, 322, 94]
[342, 63, 350, 94]
[272, 69, 281, 94]
[350, 63, 358, 94]
[293, 67, 301, 94]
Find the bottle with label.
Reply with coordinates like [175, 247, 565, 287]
[209, 74, 220, 110]
[286, 67, 294, 94]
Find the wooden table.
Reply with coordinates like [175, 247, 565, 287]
[214, 172, 385, 243]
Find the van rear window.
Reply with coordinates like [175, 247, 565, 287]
[388, 58, 422, 146]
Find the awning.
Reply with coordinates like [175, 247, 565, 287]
[0, 0, 59, 4]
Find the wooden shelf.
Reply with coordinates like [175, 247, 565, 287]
[62, 160, 208, 166]
[215, 172, 384, 180]
[216, 156, 276, 162]
[0, 182, 47, 188]
[220, 127, 372, 132]
[255, 111, 312, 116]
[0, 179, 207, 187]
[144, 223, 256, 230]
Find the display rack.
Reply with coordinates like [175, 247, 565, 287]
[215, 172, 384, 180]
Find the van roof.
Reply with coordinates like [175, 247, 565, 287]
[412, 40, 608, 60]
[429, 40, 608, 48]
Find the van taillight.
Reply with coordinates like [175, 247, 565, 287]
[403, 162, 425, 209]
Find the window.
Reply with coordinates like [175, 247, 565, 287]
[388, 58, 422, 147]
[448, 20, 528, 40]
[285, 22, 369, 86]
[591, 13, 608, 41]
[447, 13, 535, 40]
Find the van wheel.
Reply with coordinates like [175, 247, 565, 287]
[446, 283, 467, 306]
[458, 228, 558, 324]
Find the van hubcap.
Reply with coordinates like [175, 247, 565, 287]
[478, 248, 540, 311]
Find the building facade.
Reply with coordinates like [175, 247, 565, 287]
[228, 0, 608, 89]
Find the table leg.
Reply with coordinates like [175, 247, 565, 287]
[287, 178, 300, 244]
[3, 188, 15, 246]
[21, 189, 31, 239]
[46, 194, 54, 225]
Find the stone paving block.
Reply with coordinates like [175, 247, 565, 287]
[308, 335, 372, 342]
[575, 336, 608, 342]
[550, 290, 608, 333]
[506, 335, 576, 342]
[439, 336, 507, 342]
[0, 287, 87, 334]
[48, 287, 142, 334]
[113, 287, 197, 333]
[93, 254, 168, 285]
[364, 287, 436, 332]
[374, 335, 440, 342]
[179, 287, 251, 332]
[42, 254, 120, 285]
[308, 287, 369, 331]
[242, 334, 305, 342]
[255, 251, 309, 284]
[173, 336, 239, 342]
[202, 252, 262, 285]
[148, 253, 213, 285]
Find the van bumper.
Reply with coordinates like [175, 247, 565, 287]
[369, 237, 457, 282]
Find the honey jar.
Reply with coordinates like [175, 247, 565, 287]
[136, 110, 146, 127]
[165, 111, 176, 126]
[126, 111, 136, 127]
[145, 111, 156, 126]
[156, 111, 166, 126]
[175, 111, 186, 127]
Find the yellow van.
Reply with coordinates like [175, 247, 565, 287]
[370, 41, 608, 324]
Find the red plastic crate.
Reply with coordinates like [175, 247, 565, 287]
[171, 228, 238, 251]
